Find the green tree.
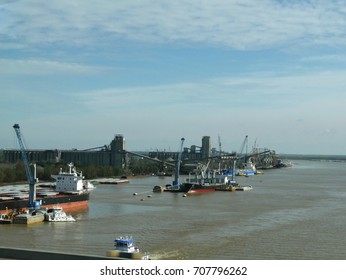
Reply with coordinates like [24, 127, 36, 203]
[0, 169, 5, 183]
[3, 167, 16, 182]
[14, 161, 27, 182]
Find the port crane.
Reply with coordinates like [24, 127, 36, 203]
[124, 138, 185, 187]
[13, 124, 37, 208]
[172, 137, 185, 188]
[238, 135, 248, 158]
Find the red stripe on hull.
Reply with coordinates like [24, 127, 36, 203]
[41, 201, 89, 213]
[0, 192, 90, 214]
[0, 201, 89, 214]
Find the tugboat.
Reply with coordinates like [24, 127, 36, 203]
[44, 205, 76, 222]
[106, 236, 150, 260]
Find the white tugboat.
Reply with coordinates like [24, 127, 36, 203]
[107, 236, 150, 260]
[44, 205, 76, 222]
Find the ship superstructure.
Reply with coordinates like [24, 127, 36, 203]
[52, 163, 85, 194]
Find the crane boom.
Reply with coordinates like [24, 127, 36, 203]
[238, 135, 249, 162]
[13, 124, 36, 207]
[124, 150, 175, 167]
[172, 137, 185, 187]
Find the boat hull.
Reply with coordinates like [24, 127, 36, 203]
[185, 183, 216, 194]
[187, 186, 215, 194]
[163, 183, 192, 193]
[0, 192, 90, 214]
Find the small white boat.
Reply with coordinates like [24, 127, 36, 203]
[44, 206, 76, 222]
[0, 213, 12, 224]
[107, 236, 150, 260]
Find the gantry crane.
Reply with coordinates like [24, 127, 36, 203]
[124, 138, 185, 187]
[13, 124, 37, 208]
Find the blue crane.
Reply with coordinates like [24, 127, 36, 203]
[172, 137, 185, 188]
[238, 135, 249, 163]
[13, 124, 37, 208]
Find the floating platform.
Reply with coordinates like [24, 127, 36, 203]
[12, 212, 45, 224]
[97, 179, 129, 184]
[215, 186, 237, 192]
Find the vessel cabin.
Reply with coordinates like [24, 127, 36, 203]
[114, 237, 138, 253]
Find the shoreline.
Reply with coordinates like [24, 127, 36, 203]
[0, 175, 151, 188]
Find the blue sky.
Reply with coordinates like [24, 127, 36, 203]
[1, 0, 346, 155]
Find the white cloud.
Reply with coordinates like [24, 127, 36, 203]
[2, 0, 346, 50]
[71, 69, 346, 116]
[0, 58, 107, 75]
[2, 1, 346, 154]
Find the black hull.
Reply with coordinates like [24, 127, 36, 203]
[163, 183, 194, 193]
[0, 192, 90, 212]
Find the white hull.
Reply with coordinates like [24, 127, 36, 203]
[44, 206, 76, 222]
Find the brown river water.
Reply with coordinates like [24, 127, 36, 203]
[1, 159, 346, 260]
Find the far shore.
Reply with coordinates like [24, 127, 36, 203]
[0, 174, 154, 188]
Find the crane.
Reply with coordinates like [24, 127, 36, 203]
[238, 135, 249, 163]
[172, 137, 185, 188]
[218, 134, 222, 171]
[13, 124, 37, 208]
[81, 145, 109, 152]
[123, 150, 175, 167]
[238, 135, 248, 156]
[218, 134, 222, 155]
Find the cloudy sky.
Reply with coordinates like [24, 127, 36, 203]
[1, 0, 346, 155]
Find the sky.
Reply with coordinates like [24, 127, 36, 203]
[1, 0, 346, 155]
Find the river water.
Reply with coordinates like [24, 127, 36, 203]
[1, 159, 346, 260]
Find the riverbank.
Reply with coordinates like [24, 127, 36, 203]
[280, 154, 346, 161]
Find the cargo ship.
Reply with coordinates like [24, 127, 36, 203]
[0, 163, 90, 214]
[185, 173, 231, 194]
[163, 172, 233, 194]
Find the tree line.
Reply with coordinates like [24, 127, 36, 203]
[0, 159, 171, 185]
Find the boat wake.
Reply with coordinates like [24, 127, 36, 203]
[151, 249, 187, 260]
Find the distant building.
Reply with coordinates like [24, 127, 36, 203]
[1, 135, 214, 171]
[0, 134, 126, 168]
[201, 136, 211, 158]
[148, 136, 211, 162]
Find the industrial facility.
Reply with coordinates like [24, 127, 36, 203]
[0, 134, 127, 168]
[1, 133, 281, 172]
[0, 135, 214, 169]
